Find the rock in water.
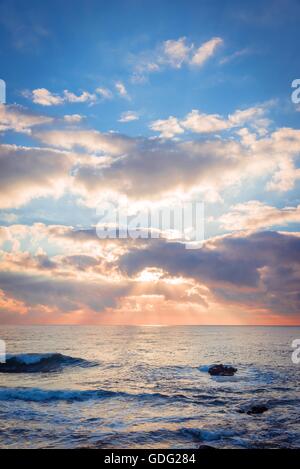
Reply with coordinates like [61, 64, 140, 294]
[208, 364, 237, 376]
[247, 405, 268, 415]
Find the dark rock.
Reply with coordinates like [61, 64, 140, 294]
[208, 364, 237, 376]
[247, 405, 268, 415]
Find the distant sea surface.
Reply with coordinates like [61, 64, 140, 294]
[0, 325, 299, 449]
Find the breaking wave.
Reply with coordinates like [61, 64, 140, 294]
[0, 387, 118, 402]
[0, 353, 97, 373]
[0, 386, 191, 403]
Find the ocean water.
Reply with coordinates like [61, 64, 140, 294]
[0, 325, 300, 449]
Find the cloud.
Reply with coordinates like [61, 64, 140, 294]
[1, 110, 299, 212]
[219, 47, 251, 65]
[150, 104, 269, 138]
[29, 88, 64, 106]
[220, 201, 300, 231]
[266, 156, 300, 192]
[63, 114, 84, 123]
[0, 270, 130, 322]
[96, 87, 113, 100]
[115, 81, 130, 99]
[119, 230, 300, 317]
[36, 129, 136, 156]
[0, 104, 53, 133]
[182, 110, 229, 134]
[0, 224, 133, 265]
[0, 144, 74, 208]
[1, 228, 298, 324]
[132, 36, 223, 80]
[119, 111, 139, 123]
[63, 90, 97, 104]
[0, 111, 298, 213]
[34, 124, 300, 204]
[1, 221, 299, 324]
[0, 224, 205, 324]
[149, 116, 184, 138]
[162, 37, 192, 68]
[35, 130, 249, 201]
[25, 87, 111, 106]
[257, 128, 300, 191]
[190, 37, 223, 66]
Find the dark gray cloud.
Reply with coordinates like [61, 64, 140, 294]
[119, 231, 300, 315]
[0, 270, 130, 312]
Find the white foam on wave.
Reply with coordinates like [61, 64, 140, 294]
[6, 354, 55, 365]
[198, 365, 212, 372]
[0, 353, 97, 373]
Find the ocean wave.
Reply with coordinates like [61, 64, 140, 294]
[181, 427, 238, 441]
[0, 387, 117, 402]
[0, 353, 97, 373]
[0, 386, 190, 403]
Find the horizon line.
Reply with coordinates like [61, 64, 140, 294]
[1, 323, 300, 327]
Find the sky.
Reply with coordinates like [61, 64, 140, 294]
[0, 0, 300, 325]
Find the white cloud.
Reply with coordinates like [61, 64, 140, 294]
[267, 157, 300, 192]
[115, 81, 130, 99]
[96, 87, 113, 100]
[228, 106, 266, 126]
[190, 37, 223, 66]
[149, 116, 184, 138]
[29, 88, 64, 106]
[63, 90, 97, 104]
[26, 88, 97, 106]
[220, 201, 300, 231]
[150, 104, 271, 138]
[1, 110, 299, 211]
[182, 110, 229, 134]
[32, 127, 271, 203]
[219, 48, 251, 65]
[0, 144, 74, 208]
[119, 111, 139, 123]
[162, 37, 191, 68]
[132, 36, 223, 80]
[0, 104, 53, 134]
[36, 129, 136, 156]
[63, 114, 84, 123]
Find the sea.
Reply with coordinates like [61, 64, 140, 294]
[0, 325, 299, 449]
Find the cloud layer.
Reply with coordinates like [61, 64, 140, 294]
[0, 225, 299, 324]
